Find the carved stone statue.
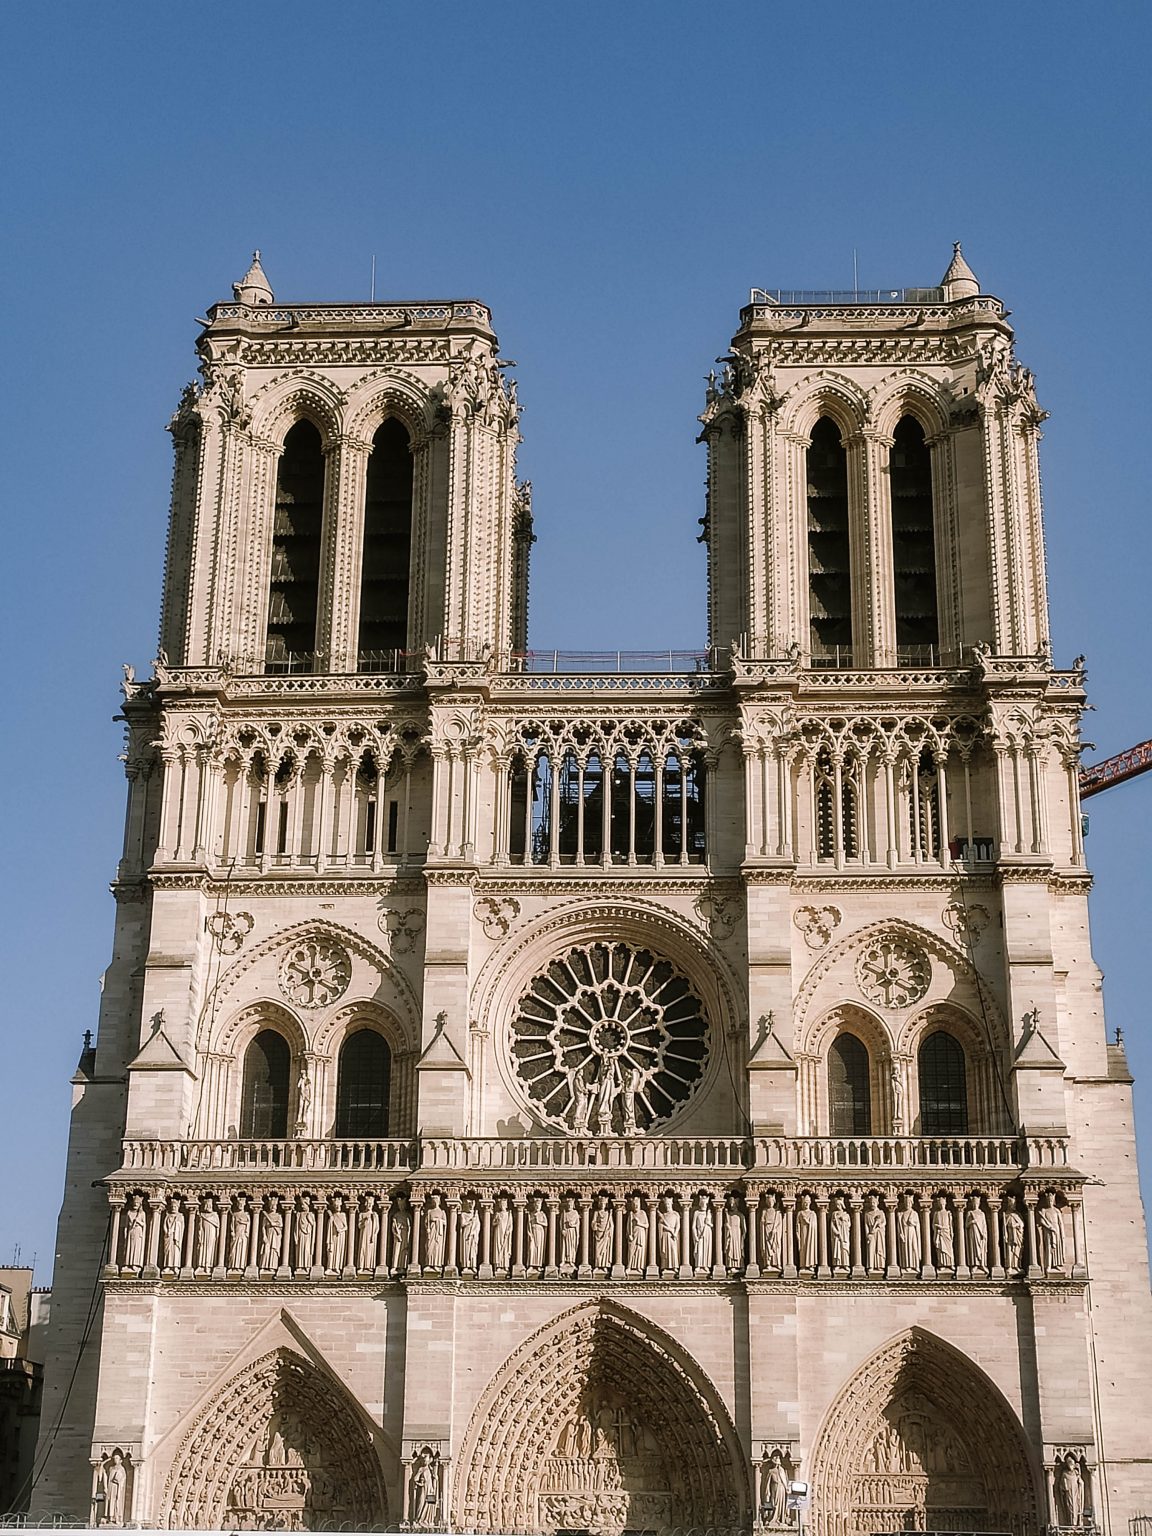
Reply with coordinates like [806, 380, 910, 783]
[1001, 1194, 1025, 1273]
[863, 1193, 886, 1272]
[760, 1196, 784, 1271]
[100, 1450, 128, 1526]
[228, 1196, 251, 1269]
[295, 1197, 316, 1271]
[762, 1448, 790, 1526]
[390, 1194, 412, 1272]
[1055, 1450, 1086, 1526]
[259, 1198, 284, 1270]
[491, 1195, 513, 1271]
[722, 1193, 746, 1270]
[325, 1196, 349, 1273]
[796, 1194, 818, 1270]
[618, 1064, 642, 1136]
[161, 1198, 185, 1270]
[590, 1057, 620, 1135]
[567, 1064, 592, 1133]
[931, 1195, 955, 1268]
[657, 1195, 680, 1270]
[458, 1197, 481, 1272]
[409, 1446, 440, 1528]
[897, 1194, 921, 1271]
[829, 1196, 850, 1269]
[195, 1197, 220, 1270]
[423, 1194, 447, 1270]
[525, 1196, 547, 1268]
[357, 1196, 380, 1272]
[690, 1193, 713, 1271]
[1038, 1193, 1066, 1271]
[560, 1195, 580, 1269]
[625, 1195, 648, 1272]
[122, 1195, 147, 1270]
[295, 1060, 312, 1133]
[965, 1194, 988, 1270]
[590, 1194, 613, 1270]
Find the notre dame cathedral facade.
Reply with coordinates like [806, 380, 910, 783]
[34, 249, 1152, 1535]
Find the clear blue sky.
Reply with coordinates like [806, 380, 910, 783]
[3, 3, 1151, 1277]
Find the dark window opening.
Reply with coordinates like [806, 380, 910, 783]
[829, 1032, 871, 1136]
[891, 415, 939, 660]
[240, 1030, 291, 1139]
[918, 1029, 968, 1134]
[335, 1030, 392, 1138]
[358, 419, 413, 668]
[254, 800, 267, 856]
[807, 417, 852, 664]
[387, 799, 399, 854]
[266, 420, 324, 672]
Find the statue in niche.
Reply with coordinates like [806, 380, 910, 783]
[195, 1197, 220, 1270]
[965, 1194, 988, 1270]
[409, 1446, 440, 1528]
[618, 1064, 642, 1136]
[567, 1064, 592, 1133]
[123, 1194, 146, 1270]
[761, 1448, 790, 1526]
[295, 1060, 312, 1134]
[829, 1196, 850, 1270]
[1002, 1194, 1025, 1273]
[760, 1196, 784, 1271]
[357, 1196, 380, 1272]
[931, 1195, 955, 1268]
[458, 1196, 481, 1272]
[864, 1193, 886, 1271]
[259, 1197, 284, 1270]
[560, 1195, 580, 1269]
[897, 1194, 921, 1270]
[526, 1196, 547, 1268]
[161, 1197, 185, 1270]
[423, 1193, 447, 1269]
[657, 1194, 680, 1270]
[690, 1192, 713, 1271]
[99, 1450, 128, 1526]
[1038, 1192, 1066, 1271]
[591, 1194, 613, 1270]
[723, 1193, 746, 1270]
[796, 1193, 818, 1270]
[325, 1195, 349, 1273]
[491, 1195, 513, 1271]
[390, 1194, 412, 1272]
[1055, 1450, 1086, 1527]
[625, 1195, 648, 1271]
[889, 1061, 905, 1132]
[228, 1196, 251, 1269]
[295, 1197, 316, 1271]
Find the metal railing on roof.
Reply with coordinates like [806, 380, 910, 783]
[750, 286, 945, 305]
[512, 650, 717, 674]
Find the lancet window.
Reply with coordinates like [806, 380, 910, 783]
[890, 415, 939, 663]
[807, 417, 852, 667]
[908, 748, 941, 860]
[917, 1029, 968, 1135]
[335, 1030, 392, 1138]
[266, 421, 325, 673]
[240, 1030, 291, 1139]
[358, 419, 413, 671]
[506, 721, 707, 866]
[828, 1033, 871, 1136]
[813, 749, 861, 863]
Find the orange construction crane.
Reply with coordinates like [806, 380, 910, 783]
[1079, 740, 1152, 800]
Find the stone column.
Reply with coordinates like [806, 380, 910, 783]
[445, 1197, 459, 1277]
[106, 1198, 124, 1277]
[143, 1197, 164, 1280]
[849, 1196, 864, 1278]
[917, 1196, 935, 1280]
[710, 1197, 726, 1280]
[611, 1198, 626, 1279]
[884, 1196, 900, 1279]
[479, 1196, 494, 1278]
[815, 1195, 829, 1279]
[512, 1196, 527, 1278]
[781, 1195, 797, 1279]
[987, 1194, 1004, 1279]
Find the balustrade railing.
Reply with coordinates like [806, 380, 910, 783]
[120, 1138, 416, 1172]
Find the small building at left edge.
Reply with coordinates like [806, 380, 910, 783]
[0, 1269, 49, 1515]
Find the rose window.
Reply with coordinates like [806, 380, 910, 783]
[278, 939, 351, 1009]
[510, 942, 709, 1134]
[855, 934, 930, 1009]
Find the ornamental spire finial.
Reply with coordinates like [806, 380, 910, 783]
[232, 249, 274, 306]
[941, 241, 979, 301]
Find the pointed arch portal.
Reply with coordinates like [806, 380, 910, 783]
[455, 1301, 747, 1536]
[162, 1347, 388, 1530]
[811, 1329, 1040, 1536]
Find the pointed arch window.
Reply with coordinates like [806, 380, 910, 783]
[910, 747, 941, 860]
[814, 749, 861, 862]
[240, 1030, 291, 1138]
[918, 1029, 968, 1134]
[828, 1032, 871, 1135]
[807, 417, 852, 667]
[335, 1029, 392, 1138]
[358, 419, 413, 670]
[266, 421, 325, 673]
[890, 416, 939, 664]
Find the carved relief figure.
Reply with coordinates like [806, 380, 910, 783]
[491, 1195, 513, 1271]
[228, 1196, 251, 1269]
[591, 1194, 613, 1270]
[390, 1194, 411, 1273]
[760, 1196, 784, 1271]
[931, 1195, 954, 1268]
[897, 1194, 921, 1270]
[459, 1196, 481, 1272]
[657, 1195, 680, 1271]
[863, 1193, 886, 1272]
[625, 1196, 648, 1272]
[100, 1450, 128, 1526]
[796, 1194, 818, 1269]
[1038, 1193, 1066, 1271]
[195, 1197, 220, 1270]
[357, 1196, 380, 1272]
[829, 1196, 851, 1270]
[722, 1193, 746, 1270]
[1055, 1451, 1086, 1527]
[162, 1197, 185, 1270]
[1001, 1194, 1025, 1273]
[560, 1196, 580, 1269]
[526, 1196, 547, 1268]
[123, 1195, 146, 1270]
[965, 1194, 988, 1270]
[326, 1196, 349, 1273]
[294, 1197, 316, 1271]
[690, 1193, 713, 1271]
[259, 1198, 284, 1270]
[423, 1194, 447, 1270]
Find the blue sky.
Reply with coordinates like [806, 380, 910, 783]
[3, 3, 1151, 1276]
